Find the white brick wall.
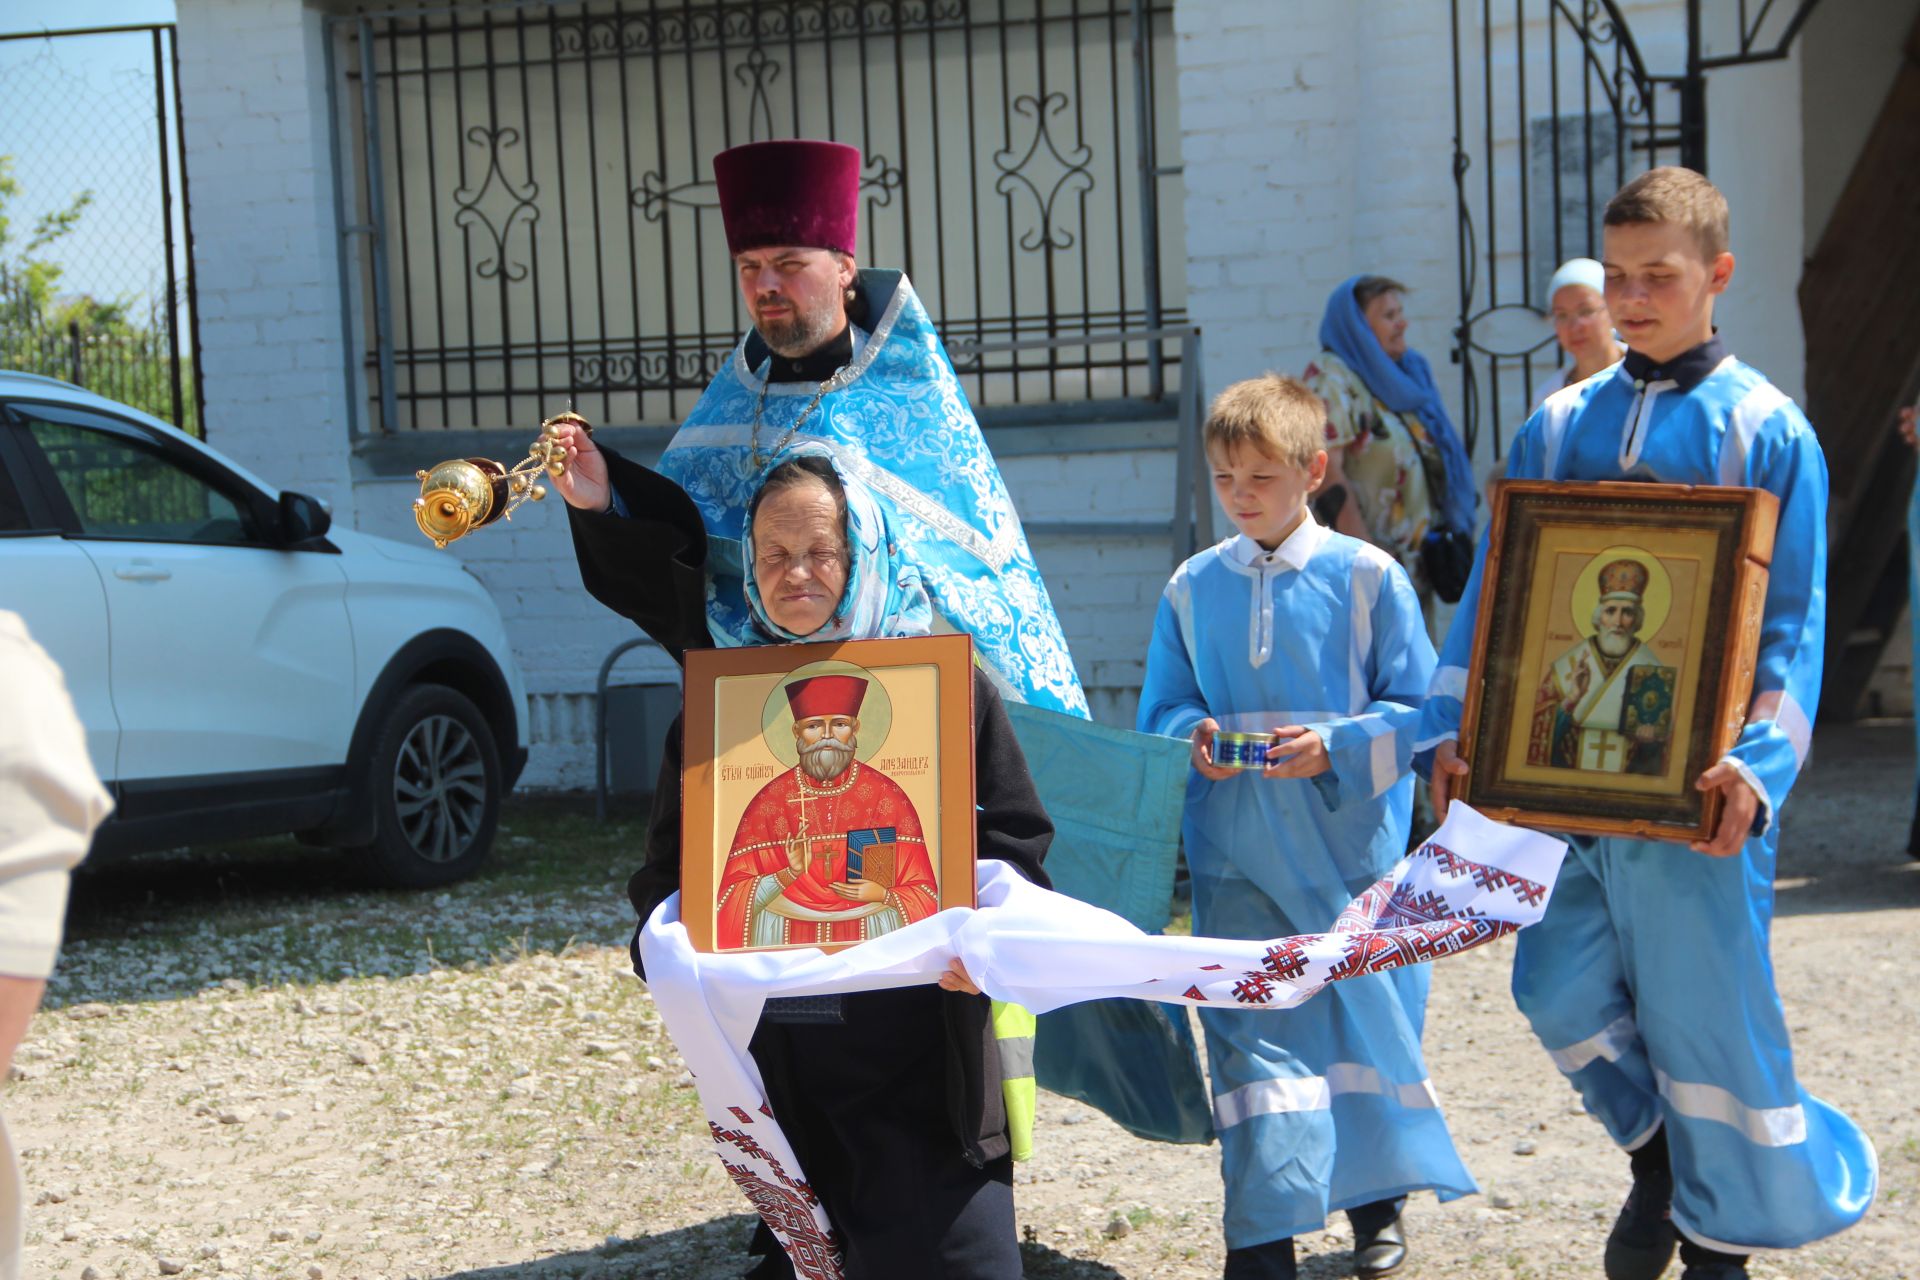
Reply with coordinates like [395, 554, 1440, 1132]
[1174, 0, 1462, 452]
[176, 0, 355, 522]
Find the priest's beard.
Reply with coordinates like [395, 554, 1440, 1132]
[1594, 628, 1638, 660]
[799, 736, 857, 783]
[755, 293, 845, 358]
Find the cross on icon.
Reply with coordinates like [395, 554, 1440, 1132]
[1584, 735, 1622, 771]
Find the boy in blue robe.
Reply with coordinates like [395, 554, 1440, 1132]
[1424, 168, 1875, 1279]
[1139, 375, 1473, 1280]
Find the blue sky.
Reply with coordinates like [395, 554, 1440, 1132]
[1, 2, 177, 37]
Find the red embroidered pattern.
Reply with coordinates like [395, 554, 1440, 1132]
[1232, 973, 1278, 1005]
[1326, 919, 1512, 981]
[1428, 843, 1548, 907]
[1260, 940, 1312, 981]
[712, 1121, 844, 1280]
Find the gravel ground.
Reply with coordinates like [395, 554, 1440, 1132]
[7, 724, 1916, 1279]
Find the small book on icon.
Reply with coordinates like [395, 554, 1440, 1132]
[846, 827, 898, 890]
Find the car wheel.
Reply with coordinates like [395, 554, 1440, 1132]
[352, 684, 501, 888]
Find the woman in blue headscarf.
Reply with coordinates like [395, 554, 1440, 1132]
[560, 439, 1052, 1279]
[1304, 276, 1478, 621]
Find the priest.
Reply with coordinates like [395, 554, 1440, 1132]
[555, 138, 1085, 716]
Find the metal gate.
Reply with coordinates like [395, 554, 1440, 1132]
[329, 0, 1185, 435]
[1448, 0, 1818, 459]
[0, 23, 201, 435]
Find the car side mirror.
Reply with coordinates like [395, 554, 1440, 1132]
[279, 490, 332, 544]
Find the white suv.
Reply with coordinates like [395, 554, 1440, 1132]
[0, 372, 529, 887]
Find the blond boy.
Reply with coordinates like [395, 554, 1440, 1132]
[1422, 169, 1873, 1278]
[1140, 375, 1467, 1280]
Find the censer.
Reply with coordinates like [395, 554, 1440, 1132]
[412, 411, 590, 548]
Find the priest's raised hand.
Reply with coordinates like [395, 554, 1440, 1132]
[549, 416, 611, 513]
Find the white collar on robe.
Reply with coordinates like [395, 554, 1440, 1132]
[1221, 514, 1329, 574]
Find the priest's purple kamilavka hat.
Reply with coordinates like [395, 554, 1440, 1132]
[713, 139, 861, 257]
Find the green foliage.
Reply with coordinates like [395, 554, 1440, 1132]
[0, 153, 195, 435]
[0, 153, 94, 313]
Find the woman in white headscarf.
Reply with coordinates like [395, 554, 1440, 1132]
[563, 443, 1051, 1279]
[1531, 257, 1624, 410]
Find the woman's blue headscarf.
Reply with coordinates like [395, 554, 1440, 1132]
[743, 442, 934, 643]
[1319, 275, 1476, 536]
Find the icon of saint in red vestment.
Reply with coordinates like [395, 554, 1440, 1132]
[716, 672, 938, 949]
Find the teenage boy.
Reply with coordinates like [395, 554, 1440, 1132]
[1424, 168, 1875, 1279]
[1140, 375, 1474, 1280]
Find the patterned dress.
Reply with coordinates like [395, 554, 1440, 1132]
[1303, 351, 1447, 605]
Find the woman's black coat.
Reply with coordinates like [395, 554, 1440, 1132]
[565, 444, 1053, 1170]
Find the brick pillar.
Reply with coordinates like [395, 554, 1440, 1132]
[175, 0, 354, 522]
[1173, 0, 1464, 448]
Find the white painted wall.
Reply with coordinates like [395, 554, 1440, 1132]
[1173, 0, 1460, 443]
[1705, 49, 1807, 405]
[174, 0, 355, 522]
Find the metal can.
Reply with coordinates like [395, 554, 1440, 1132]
[1210, 731, 1273, 770]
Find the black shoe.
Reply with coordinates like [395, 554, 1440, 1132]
[1678, 1238, 1749, 1279]
[1353, 1213, 1407, 1278]
[1606, 1133, 1678, 1280]
[1223, 1236, 1297, 1280]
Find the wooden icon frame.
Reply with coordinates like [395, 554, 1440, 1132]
[1456, 480, 1778, 843]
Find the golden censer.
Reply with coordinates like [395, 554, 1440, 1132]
[412, 411, 590, 548]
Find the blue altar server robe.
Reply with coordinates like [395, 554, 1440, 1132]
[1419, 342, 1876, 1253]
[1139, 517, 1476, 1248]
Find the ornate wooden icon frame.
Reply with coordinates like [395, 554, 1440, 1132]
[1457, 480, 1779, 843]
[682, 633, 977, 953]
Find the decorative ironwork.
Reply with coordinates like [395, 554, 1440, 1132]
[1699, 0, 1822, 69]
[994, 92, 1096, 253]
[630, 170, 724, 223]
[452, 125, 540, 283]
[736, 45, 779, 142]
[859, 155, 904, 209]
[552, 2, 972, 56]
[335, 0, 1182, 431]
[1448, 0, 1682, 457]
[571, 347, 731, 389]
[1448, 0, 1822, 457]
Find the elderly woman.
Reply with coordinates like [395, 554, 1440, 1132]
[1532, 257, 1624, 410]
[1304, 276, 1478, 613]
[556, 429, 1050, 1280]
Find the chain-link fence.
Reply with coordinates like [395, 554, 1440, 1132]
[0, 24, 199, 435]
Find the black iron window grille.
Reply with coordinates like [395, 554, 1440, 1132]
[330, 0, 1185, 434]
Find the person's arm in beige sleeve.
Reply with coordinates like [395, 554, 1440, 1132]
[0, 612, 113, 1078]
